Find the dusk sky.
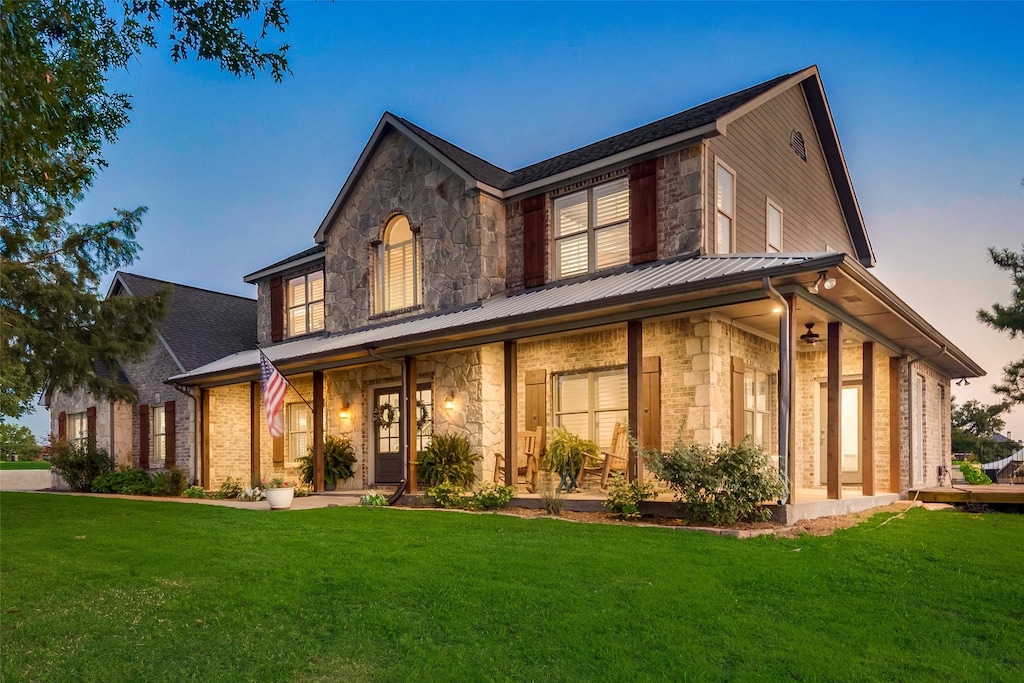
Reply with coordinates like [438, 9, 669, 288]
[17, 1, 1024, 439]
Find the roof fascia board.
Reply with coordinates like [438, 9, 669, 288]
[503, 122, 721, 200]
[243, 252, 326, 284]
[715, 67, 818, 132]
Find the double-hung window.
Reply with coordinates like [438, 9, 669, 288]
[555, 368, 628, 450]
[67, 412, 88, 448]
[378, 215, 420, 313]
[743, 368, 774, 450]
[151, 405, 166, 466]
[287, 271, 325, 337]
[553, 178, 630, 279]
[286, 403, 312, 464]
[766, 200, 783, 253]
[715, 162, 736, 253]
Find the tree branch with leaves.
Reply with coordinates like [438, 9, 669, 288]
[977, 245, 1024, 405]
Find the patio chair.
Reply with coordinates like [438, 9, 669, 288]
[493, 429, 542, 492]
[578, 422, 629, 490]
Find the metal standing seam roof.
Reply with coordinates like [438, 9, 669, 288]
[169, 254, 831, 383]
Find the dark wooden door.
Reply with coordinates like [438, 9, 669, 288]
[374, 387, 403, 483]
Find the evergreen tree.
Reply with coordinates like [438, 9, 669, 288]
[977, 246, 1024, 404]
[1, 1, 289, 418]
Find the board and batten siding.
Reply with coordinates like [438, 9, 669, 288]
[705, 84, 855, 256]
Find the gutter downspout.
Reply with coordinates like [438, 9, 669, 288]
[762, 277, 792, 504]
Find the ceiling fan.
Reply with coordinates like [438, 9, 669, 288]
[800, 322, 821, 346]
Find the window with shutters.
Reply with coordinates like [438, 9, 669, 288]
[553, 178, 629, 279]
[286, 402, 312, 464]
[286, 271, 325, 337]
[377, 215, 420, 313]
[766, 199, 783, 253]
[554, 368, 628, 450]
[715, 161, 736, 254]
[67, 412, 88, 447]
[151, 405, 166, 467]
[743, 368, 775, 450]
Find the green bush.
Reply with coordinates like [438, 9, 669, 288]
[184, 486, 207, 498]
[957, 460, 991, 485]
[603, 472, 657, 519]
[214, 477, 243, 499]
[91, 468, 152, 495]
[297, 435, 358, 487]
[543, 428, 598, 476]
[645, 438, 785, 525]
[150, 468, 188, 496]
[50, 441, 115, 492]
[417, 433, 480, 487]
[469, 482, 514, 510]
[426, 481, 466, 509]
[359, 490, 388, 507]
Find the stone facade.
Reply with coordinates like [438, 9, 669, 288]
[656, 144, 704, 258]
[47, 388, 133, 468]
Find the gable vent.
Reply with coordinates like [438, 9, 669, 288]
[790, 130, 807, 161]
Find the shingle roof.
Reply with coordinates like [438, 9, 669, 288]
[115, 273, 257, 372]
[394, 116, 514, 189]
[243, 244, 325, 282]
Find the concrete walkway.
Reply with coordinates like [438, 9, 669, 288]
[0, 468, 54, 492]
[4, 487, 365, 510]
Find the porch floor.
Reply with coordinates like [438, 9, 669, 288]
[909, 484, 1024, 505]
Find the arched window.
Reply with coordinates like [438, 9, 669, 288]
[378, 215, 420, 313]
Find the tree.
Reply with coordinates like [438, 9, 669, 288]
[978, 245, 1024, 404]
[951, 398, 1018, 463]
[0, 423, 41, 460]
[1, 1, 290, 418]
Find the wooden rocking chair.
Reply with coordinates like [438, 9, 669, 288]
[493, 429, 542, 492]
[578, 422, 629, 490]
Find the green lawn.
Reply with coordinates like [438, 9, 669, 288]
[1, 494, 1021, 682]
[0, 461, 51, 470]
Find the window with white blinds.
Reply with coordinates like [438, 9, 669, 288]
[286, 271, 325, 337]
[67, 412, 88, 448]
[715, 162, 735, 254]
[555, 368, 628, 450]
[743, 368, 774, 450]
[379, 215, 420, 313]
[286, 403, 311, 464]
[152, 405, 166, 466]
[553, 178, 629, 279]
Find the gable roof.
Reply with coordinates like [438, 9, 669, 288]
[314, 65, 873, 265]
[110, 273, 257, 372]
[243, 244, 325, 284]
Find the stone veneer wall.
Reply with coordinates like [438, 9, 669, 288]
[323, 130, 506, 331]
[48, 388, 133, 468]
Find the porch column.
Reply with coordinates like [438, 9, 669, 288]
[826, 321, 843, 499]
[627, 320, 643, 483]
[503, 341, 517, 487]
[862, 342, 875, 496]
[403, 356, 418, 493]
[201, 388, 210, 489]
[781, 293, 796, 503]
[889, 356, 903, 494]
[313, 370, 324, 492]
[250, 381, 261, 487]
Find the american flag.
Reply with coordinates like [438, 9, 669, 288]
[259, 353, 286, 438]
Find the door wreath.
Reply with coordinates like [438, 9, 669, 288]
[373, 402, 397, 429]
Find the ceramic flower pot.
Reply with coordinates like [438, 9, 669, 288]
[265, 487, 294, 510]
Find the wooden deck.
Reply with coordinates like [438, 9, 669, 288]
[910, 484, 1024, 505]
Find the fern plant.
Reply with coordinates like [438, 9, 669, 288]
[417, 432, 481, 487]
[542, 427, 598, 476]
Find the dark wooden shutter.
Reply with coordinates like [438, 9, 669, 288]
[630, 160, 658, 264]
[164, 400, 176, 467]
[58, 412, 67, 441]
[641, 357, 661, 450]
[524, 369, 547, 454]
[139, 404, 150, 469]
[273, 437, 284, 467]
[86, 407, 97, 448]
[270, 277, 284, 342]
[522, 195, 546, 288]
[731, 357, 745, 446]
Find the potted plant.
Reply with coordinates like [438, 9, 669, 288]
[542, 427, 599, 493]
[262, 477, 295, 509]
[297, 435, 358, 491]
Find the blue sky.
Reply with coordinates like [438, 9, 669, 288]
[17, 1, 1024, 438]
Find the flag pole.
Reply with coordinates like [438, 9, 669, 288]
[256, 347, 315, 414]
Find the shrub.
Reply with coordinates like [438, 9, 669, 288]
[417, 433, 480, 487]
[359, 490, 388, 507]
[150, 468, 188, 496]
[91, 468, 152, 495]
[297, 435, 358, 487]
[603, 472, 656, 519]
[957, 460, 991, 485]
[50, 441, 115, 492]
[538, 472, 566, 515]
[645, 438, 785, 525]
[184, 486, 207, 498]
[468, 482, 514, 511]
[543, 428, 598, 477]
[427, 481, 466, 509]
[214, 477, 243, 499]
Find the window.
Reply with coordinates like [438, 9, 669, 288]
[555, 368, 627, 450]
[151, 405, 166, 467]
[286, 403, 312, 463]
[743, 368, 774, 450]
[766, 200, 783, 253]
[912, 373, 925, 485]
[715, 162, 735, 253]
[287, 271, 325, 337]
[553, 178, 629, 279]
[415, 386, 433, 452]
[67, 412, 88, 447]
[378, 215, 420, 313]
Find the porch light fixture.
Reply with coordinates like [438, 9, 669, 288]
[956, 377, 969, 386]
[338, 402, 352, 421]
[807, 270, 836, 295]
[443, 392, 456, 411]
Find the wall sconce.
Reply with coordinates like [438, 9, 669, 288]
[807, 270, 836, 295]
[443, 392, 456, 411]
[338, 403, 352, 421]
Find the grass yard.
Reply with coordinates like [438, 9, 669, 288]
[0, 461, 51, 470]
[1, 494, 1022, 682]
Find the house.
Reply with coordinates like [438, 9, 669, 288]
[47, 273, 257, 482]
[169, 66, 983, 520]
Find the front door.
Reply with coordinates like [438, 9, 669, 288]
[819, 382, 862, 485]
[373, 387, 403, 483]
